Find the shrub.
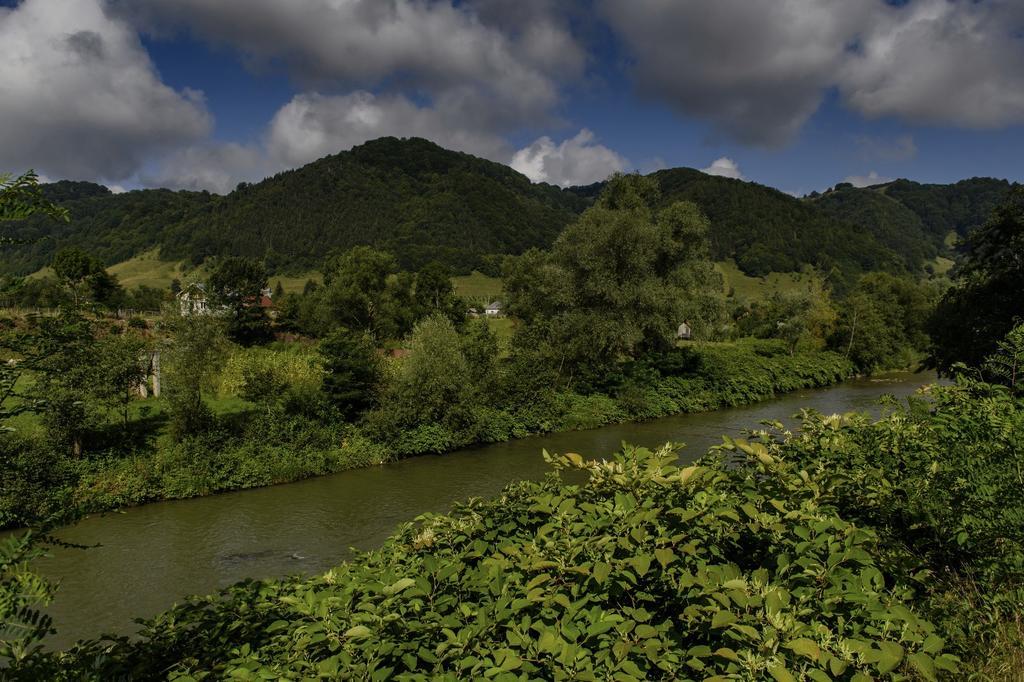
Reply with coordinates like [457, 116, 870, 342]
[58, 440, 962, 679]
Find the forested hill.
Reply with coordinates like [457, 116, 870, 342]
[0, 136, 1014, 279]
[811, 178, 1011, 244]
[0, 137, 585, 275]
[647, 168, 902, 276]
[157, 137, 587, 272]
[0, 183, 213, 276]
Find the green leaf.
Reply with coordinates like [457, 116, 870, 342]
[634, 624, 658, 639]
[345, 625, 372, 639]
[785, 638, 820, 662]
[628, 555, 651, 577]
[654, 548, 676, 568]
[593, 562, 612, 584]
[767, 664, 796, 682]
[875, 641, 904, 673]
[909, 652, 938, 681]
[384, 578, 416, 595]
[711, 610, 737, 628]
[922, 634, 944, 654]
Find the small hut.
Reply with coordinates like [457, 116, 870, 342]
[676, 322, 692, 340]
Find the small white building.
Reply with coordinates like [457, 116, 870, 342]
[178, 283, 210, 315]
[676, 322, 692, 340]
[484, 301, 504, 317]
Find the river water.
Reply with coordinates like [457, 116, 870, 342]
[37, 371, 938, 648]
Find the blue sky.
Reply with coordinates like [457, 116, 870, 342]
[1, 0, 1022, 194]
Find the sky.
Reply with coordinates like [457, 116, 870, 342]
[1, 0, 1023, 195]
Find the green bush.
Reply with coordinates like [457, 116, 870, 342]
[52, 433, 970, 679]
[219, 346, 322, 397]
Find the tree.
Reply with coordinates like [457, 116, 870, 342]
[984, 323, 1024, 394]
[414, 261, 462, 324]
[313, 246, 414, 339]
[461, 318, 499, 390]
[370, 315, 474, 437]
[0, 170, 68, 228]
[503, 174, 725, 385]
[930, 187, 1024, 371]
[735, 274, 837, 354]
[318, 328, 380, 418]
[162, 311, 229, 440]
[830, 273, 934, 372]
[51, 248, 108, 308]
[95, 331, 149, 432]
[28, 311, 105, 456]
[207, 256, 272, 345]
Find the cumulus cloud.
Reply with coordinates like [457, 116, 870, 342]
[145, 142, 272, 194]
[111, 0, 566, 130]
[599, 0, 872, 146]
[600, 0, 1024, 145]
[510, 129, 627, 186]
[839, 0, 1024, 128]
[0, 0, 211, 181]
[701, 157, 745, 180]
[843, 171, 892, 188]
[265, 91, 511, 168]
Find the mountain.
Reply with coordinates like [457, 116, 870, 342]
[1, 183, 213, 276]
[867, 177, 1013, 241]
[1, 137, 585, 276]
[809, 184, 939, 270]
[1, 137, 1014, 283]
[648, 169, 902, 277]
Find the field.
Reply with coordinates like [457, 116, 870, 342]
[269, 272, 322, 295]
[932, 256, 955, 276]
[453, 271, 503, 302]
[107, 249, 198, 289]
[715, 260, 806, 301]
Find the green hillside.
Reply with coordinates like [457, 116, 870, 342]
[649, 168, 902, 278]
[810, 178, 1013, 256]
[155, 137, 586, 273]
[0, 138, 585, 276]
[881, 177, 1013, 240]
[0, 183, 212, 276]
[1, 137, 1013, 285]
[810, 184, 939, 269]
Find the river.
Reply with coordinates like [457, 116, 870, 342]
[37, 370, 938, 649]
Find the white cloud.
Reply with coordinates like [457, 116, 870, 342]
[0, 0, 211, 181]
[510, 129, 627, 186]
[112, 0, 566, 131]
[265, 91, 510, 168]
[145, 142, 272, 194]
[701, 157, 744, 180]
[842, 171, 892, 188]
[599, 0, 1024, 145]
[839, 0, 1024, 128]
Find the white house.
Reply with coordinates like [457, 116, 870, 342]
[178, 283, 210, 315]
[676, 322, 692, 340]
[484, 301, 503, 317]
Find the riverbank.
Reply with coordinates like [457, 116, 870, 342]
[2, 340, 853, 530]
[33, 370, 930, 649]
[25, 377, 1018, 680]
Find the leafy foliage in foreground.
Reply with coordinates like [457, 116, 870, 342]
[31, 380, 1023, 680]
